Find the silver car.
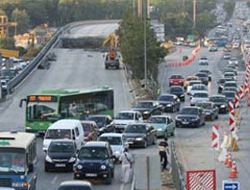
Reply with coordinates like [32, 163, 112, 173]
[58, 181, 93, 190]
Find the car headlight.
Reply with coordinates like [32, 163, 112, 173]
[175, 117, 181, 121]
[77, 164, 83, 169]
[100, 165, 107, 170]
[114, 150, 120, 155]
[221, 105, 226, 108]
[157, 128, 163, 131]
[143, 111, 149, 114]
[192, 117, 199, 121]
[180, 94, 184, 97]
[45, 155, 53, 163]
[12, 182, 28, 187]
[135, 137, 143, 141]
[167, 104, 172, 107]
[69, 157, 76, 163]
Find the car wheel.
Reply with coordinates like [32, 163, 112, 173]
[44, 166, 49, 173]
[216, 114, 219, 119]
[171, 128, 175, 136]
[105, 173, 112, 185]
[111, 168, 115, 178]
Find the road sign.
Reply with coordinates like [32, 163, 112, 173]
[223, 181, 240, 190]
[187, 170, 216, 190]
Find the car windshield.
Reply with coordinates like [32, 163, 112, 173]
[200, 70, 210, 74]
[149, 117, 167, 124]
[98, 136, 122, 145]
[209, 97, 226, 102]
[170, 75, 182, 79]
[78, 147, 108, 160]
[200, 58, 207, 61]
[49, 142, 75, 153]
[170, 87, 183, 93]
[180, 108, 198, 115]
[196, 73, 207, 77]
[193, 93, 208, 97]
[230, 58, 237, 61]
[124, 125, 146, 133]
[223, 92, 235, 98]
[225, 83, 237, 87]
[81, 123, 91, 131]
[189, 81, 201, 86]
[192, 85, 206, 90]
[58, 186, 92, 190]
[0, 150, 25, 174]
[225, 73, 234, 77]
[115, 112, 134, 120]
[134, 102, 153, 108]
[45, 129, 71, 139]
[197, 103, 213, 109]
[88, 116, 105, 128]
[158, 95, 173, 102]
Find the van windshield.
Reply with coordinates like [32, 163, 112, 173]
[45, 129, 71, 139]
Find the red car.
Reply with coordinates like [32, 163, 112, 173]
[169, 74, 184, 86]
[81, 121, 99, 141]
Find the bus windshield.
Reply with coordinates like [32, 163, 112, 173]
[27, 102, 58, 121]
[0, 149, 25, 174]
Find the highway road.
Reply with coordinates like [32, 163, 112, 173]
[0, 23, 135, 190]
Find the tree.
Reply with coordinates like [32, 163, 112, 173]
[11, 8, 30, 34]
[118, 13, 165, 79]
[196, 11, 216, 37]
[0, 37, 15, 49]
[223, 1, 235, 20]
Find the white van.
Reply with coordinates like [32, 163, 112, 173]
[43, 119, 84, 151]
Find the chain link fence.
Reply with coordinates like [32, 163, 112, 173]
[171, 141, 186, 190]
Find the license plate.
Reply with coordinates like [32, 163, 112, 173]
[55, 164, 66, 167]
[86, 173, 97, 177]
[128, 141, 134, 144]
[182, 121, 189, 124]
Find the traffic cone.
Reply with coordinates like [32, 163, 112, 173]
[227, 154, 232, 168]
[231, 137, 239, 151]
[233, 161, 238, 173]
[230, 162, 237, 178]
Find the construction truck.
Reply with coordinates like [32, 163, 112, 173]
[102, 32, 120, 69]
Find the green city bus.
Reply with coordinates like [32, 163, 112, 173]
[20, 86, 114, 133]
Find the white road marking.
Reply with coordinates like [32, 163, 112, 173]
[51, 175, 59, 184]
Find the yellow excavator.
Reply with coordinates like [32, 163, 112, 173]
[102, 32, 120, 69]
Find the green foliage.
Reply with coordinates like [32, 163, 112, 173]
[11, 8, 30, 34]
[223, 1, 235, 19]
[118, 13, 165, 79]
[196, 11, 217, 37]
[0, 37, 15, 49]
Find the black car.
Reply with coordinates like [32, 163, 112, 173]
[132, 101, 163, 120]
[157, 94, 180, 112]
[209, 95, 228, 113]
[175, 106, 205, 128]
[123, 123, 157, 148]
[44, 140, 77, 172]
[222, 91, 236, 102]
[87, 115, 115, 134]
[74, 141, 115, 184]
[169, 86, 185, 102]
[195, 102, 219, 121]
[199, 70, 212, 81]
[195, 72, 209, 85]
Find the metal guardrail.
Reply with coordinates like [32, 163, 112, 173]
[171, 141, 186, 190]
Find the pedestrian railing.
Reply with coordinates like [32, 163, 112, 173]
[170, 141, 186, 190]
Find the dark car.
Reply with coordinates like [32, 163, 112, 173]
[217, 78, 235, 93]
[58, 181, 93, 190]
[198, 57, 209, 65]
[209, 95, 228, 113]
[224, 81, 238, 89]
[132, 100, 163, 120]
[169, 74, 184, 86]
[199, 69, 212, 81]
[222, 91, 236, 102]
[169, 86, 185, 102]
[195, 72, 209, 85]
[175, 106, 205, 128]
[44, 140, 77, 172]
[223, 68, 237, 76]
[87, 115, 115, 134]
[157, 94, 180, 112]
[123, 123, 157, 148]
[195, 102, 219, 121]
[222, 87, 238, 94]
[81, 121, 99, 141]
[74, 141, 115, 184]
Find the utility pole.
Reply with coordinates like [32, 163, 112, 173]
[144, 0, 147, 89]
[193, 0, 196, 28]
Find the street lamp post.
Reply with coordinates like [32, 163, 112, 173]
[144, 0, 147, 89]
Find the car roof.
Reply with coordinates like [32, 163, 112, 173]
[48, 119, 80, 129]
[159, 94, 175, 97]
[80, 120, 97, 124]
[209, 95, 226, 98]
[117, 110, 137, 114]
[84, 141, 107, 148]
[51, 139, 75, 143]
[150, 115, 171, 118]
[222, 91, 235, 94]
[60, 180, 92, 187]
[88, 115, 109, 118]
[182, 106, 200, 109]
[100, 133, 123, 138]
[225, 81, 236, 84]
[137, 100, 155, 103]
[170, 85, 183, 89]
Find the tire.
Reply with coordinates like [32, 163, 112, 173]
[105, 65, 108, 69]
[105, 173, 112, 185]
[111, 169, 114, 178]
[171, 128, 175, 136]
[44, 166, 49, 173]
[116, 66, 120, 69]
